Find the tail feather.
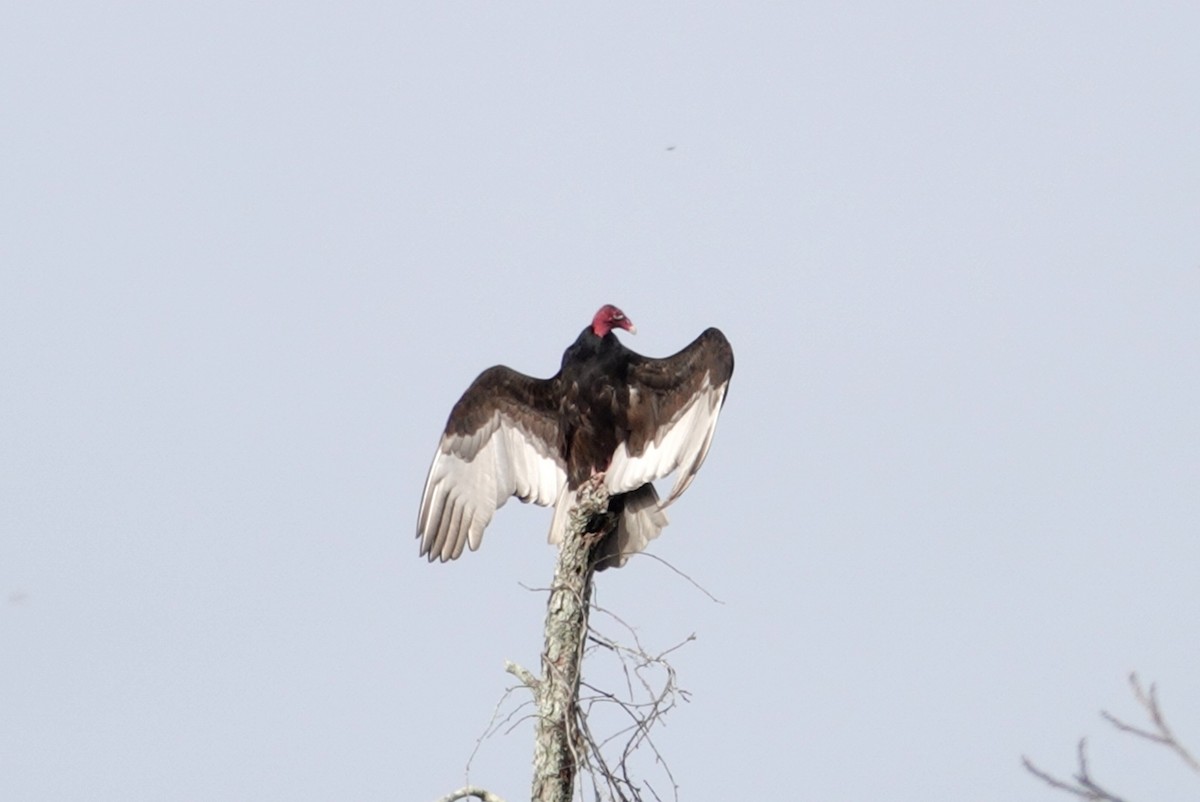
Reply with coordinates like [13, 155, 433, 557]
[595, 483, 668, 571]
[547, 482, 669, 570]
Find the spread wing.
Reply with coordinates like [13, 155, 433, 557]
[604, 327, 734, 505]
[417, 366, 567, 562]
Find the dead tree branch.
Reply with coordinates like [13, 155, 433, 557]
[433, 786, 508, 802]
[1022, 740, 1129, 802]
[571, 603, 692, 802]
[530, 476, 613, 802]
[1101, 673, 1200, 774]
[1023, 674, 1197, 800]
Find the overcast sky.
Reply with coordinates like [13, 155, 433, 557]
[3, 4, 1198, 801]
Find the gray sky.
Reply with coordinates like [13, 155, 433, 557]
[3, 4, 1198, 801]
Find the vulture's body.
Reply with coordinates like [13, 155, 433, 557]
[417, 305, 733, 568]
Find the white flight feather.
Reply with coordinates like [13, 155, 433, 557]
[547, 485, 576, 545]
[418, 410, 566, 561]
[604, 373, 728, 506]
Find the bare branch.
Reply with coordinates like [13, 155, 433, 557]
[1025, 675, 1198, 800]
[1022, 739, 1130, 802]
[505, 660, 540, 691]
[466, 683, 536, 780]
[568, 599, 691, 802]
[433, 786, 507, 802]
[1100, 673, 1200, 774]
[631, 552, 726, 605]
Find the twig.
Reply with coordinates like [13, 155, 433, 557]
[633, 552, 726, 605]
[570, 599, 690, 802]
[466, 684, 536, 779]
[1101, 673, 1200, 774]
[1022, 740, 1129, 802]
[1023, 673, 1198, 800]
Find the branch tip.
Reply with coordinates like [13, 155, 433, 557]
[433, 786, 507, 802]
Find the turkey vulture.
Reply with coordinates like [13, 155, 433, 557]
[417, 304, 733, 569]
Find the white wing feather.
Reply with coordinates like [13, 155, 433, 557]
[418, 410, 566, 562]
[604, 372, 728, 505]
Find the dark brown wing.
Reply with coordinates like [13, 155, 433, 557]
[417, 366, 567, 562]
[604, 327, 734, 504]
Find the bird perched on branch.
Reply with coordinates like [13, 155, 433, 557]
[417, 304, 734, 569]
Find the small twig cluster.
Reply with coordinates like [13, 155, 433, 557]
[1100, 675, 1200, 774]
[460, 575, 706, 802]
[464, 599, 697, 802]
[1023, 673, 1198, 800]
[573, 603, 694, 802]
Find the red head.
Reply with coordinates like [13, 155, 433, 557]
[591, 304, 637, 337]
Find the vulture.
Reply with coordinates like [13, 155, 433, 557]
[417, 304, 734, 569]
